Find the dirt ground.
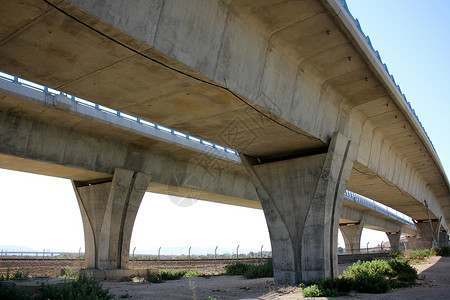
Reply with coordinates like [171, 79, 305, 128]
[103, 256, 450, 300]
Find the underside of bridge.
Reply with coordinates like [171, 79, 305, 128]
[1, 0, 449, 284]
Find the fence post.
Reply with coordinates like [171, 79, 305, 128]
[260, 245, 263, 259]
[367, 242, 369, 253]
[132, 247, 136, 267]
[215, 246, 218, 260]
[236, 245, 239, 260]
[158, 247, 161, 260]
[43, 249, 45, 260]
[188, 246, 191, 263]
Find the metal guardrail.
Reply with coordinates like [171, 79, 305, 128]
[0, 71, 238, 157]
[344, 190, 415, 227]
[338, 0, 436, 155]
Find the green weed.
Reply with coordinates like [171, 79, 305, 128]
[145, 270, 186, 283]
[224, 262, 249, 275]
[301, 258, 417, 297]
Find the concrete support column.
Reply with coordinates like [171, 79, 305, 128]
[73, 168, 151, 270]
[241, 132, 356, 284]
[414, 220, 441, 249]
[406, 236, 421, 250]
[340, 221, 365, 254]
[386, 232, 401, 252]
[438, 231, 449, 247]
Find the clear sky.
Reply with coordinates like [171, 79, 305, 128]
[1, 1, 449, 254]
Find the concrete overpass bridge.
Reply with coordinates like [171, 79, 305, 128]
[0, 70, 422, 275]
[1, 0, 449, 283]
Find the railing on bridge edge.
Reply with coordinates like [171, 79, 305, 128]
[0, 70, 416, 228]
[338, 0, 437, 155]
[0, 71, 239, 158]
[344, 190, 415, 227]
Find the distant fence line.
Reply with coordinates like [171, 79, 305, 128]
[2, 245, 400, 260]
[0, 246, 271, 261]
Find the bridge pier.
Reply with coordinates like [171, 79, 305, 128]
[386, 232, 401, 252]
[73, 168, 151, 270]
[439, 230, 449, 247]
[414, 220, 441, 249]
[406, 236, 421, 250]
[241, 132, 356, 284]
[340, 221, 365, 254]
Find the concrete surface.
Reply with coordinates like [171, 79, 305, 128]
[340, 221, 365, 254]
[73, 169, 152, 270]
[0, 0, 449, 283]
[386, 232, 401, 252]
[240, 132, 357, 283]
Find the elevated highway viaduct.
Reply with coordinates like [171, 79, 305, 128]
[0, 74, 418, 273]
[1, 0, 449, 283]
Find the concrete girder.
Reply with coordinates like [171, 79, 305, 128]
[73, 168, 151, 269]
[241, 132, 357, 284]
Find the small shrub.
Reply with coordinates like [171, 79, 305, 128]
[224, 262, 249, 275]
[300, 258, 417, 297]
[58, 266, 77, 279]
[244, 260, 273, 279]
[352, 273, 390, 293]
[408, 249, 436, 260]
[145, 270, 186, 283]
[300, 277, 353, 297]
[185, 270, 204, 277]
[389, 250, 404, 259]
[388, 259, 417, 284]
[343, 260, 394, 278]
[119, 293, 131, 298]
[435, 246, 450, 257]
[0, 284, 32, 300]
[34, 276, 114, 300]
[301, 284, 322, 297]
[321, 277, 354, 294]
[224, 260, 273, 279]
[0, 269, 11, 281]
[12, 270, 29, 279]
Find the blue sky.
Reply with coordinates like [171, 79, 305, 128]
[1, 1, 449, 253]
